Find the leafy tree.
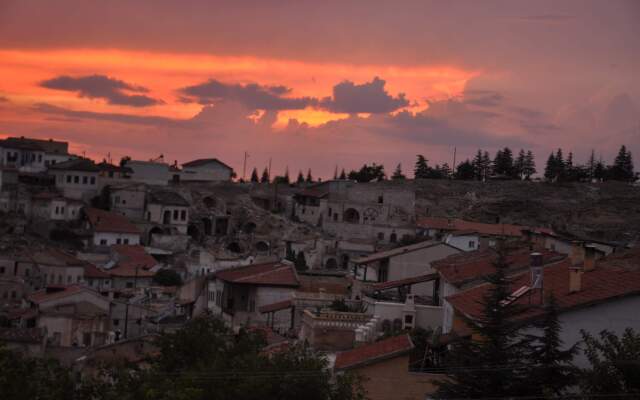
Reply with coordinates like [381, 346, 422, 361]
[153, 269, 183, 286]
[527, 295, 579, 397]
[434, 253, 532, 399]
[119, 156, 131, 167]
[295, 251, 308, 271]
[296, 170, 305, 184]
[260, 167, 270, 183]
[250, 167, 259, 183]
[414, 155, 430, 179]
[0, 344, 76, 400]
[348, 163, 385, 182]
[306, 169, 313, 183]
[391, 163, 406, 180]
[580, 328, 640, 398]
[610, 145, 635, 182]
[455, 159, 475, 180]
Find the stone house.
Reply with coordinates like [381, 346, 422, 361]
[32, 248, 88, 287]
[207, 261, 300, 330]
[84, 207, 141, 247]
[105, 245, 158, 292]
[145, 189, 190, 235]
[0, 136, 71, 173]
[48, 158, 101, 201]
[125, 160, 169, 186]
[31, 192, 83, 221]
[109, 183, 147, 220]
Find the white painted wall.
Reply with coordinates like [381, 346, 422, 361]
[445, 234, 480, 252]
[181, 163, 232, 181]
[94, 232, 140, 247]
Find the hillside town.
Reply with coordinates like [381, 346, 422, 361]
[1, 135, 639, 399]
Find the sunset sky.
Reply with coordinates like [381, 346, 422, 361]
[1, 0, 638, 179]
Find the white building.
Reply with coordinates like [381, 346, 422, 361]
[444, 230, 481, 252]
[84, 207, 141, 247]
[48, 158, 101, 201]
[0, 136, 72, 173]
[125, 160, 169, 186]
[180, 158, 234, 182]
[31, 192, 83, 221]
[145, 190, 190, 234]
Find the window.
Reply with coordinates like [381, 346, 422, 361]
[126, 282, 134, 288]
[100, 239, 107, 245]
[113, 319, 120, 326]
[116, 238, 122, 244]
[67, 275, 72, 283]
[66, 175, 72, 183]
[328, 208, 332, 216]
[377, 232, 385, 240]
[83, 176, 88, 184]
[57, 275, 62, 284]
[0, 267, 5, 274]
[90, 177, 96, 185]
[76, 276, 81, 283]
[38, 154, 42, 162]
[378, 195, 384, 204]
[10, 291, 16, 299]
[468, 241, 476, 249]
[404, 315, 413, 324]
[249, 299, 255, 312]
[61, 206, 65, 214]
[115, 196, 120, 204]
[55, 206, 59, 214]
[74, 176, 79, 184]
[173, 210, 179, 220]
[180, 210, 186, 220]
[123, 238, 129, 245]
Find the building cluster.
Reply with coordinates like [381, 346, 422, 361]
[1, 135, 639, 400]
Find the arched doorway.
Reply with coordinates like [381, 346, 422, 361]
[255, 241, 269, 253]
[227, 242, 243, 253]
[325, 258, 338, 269]
[343, 208, 360, 224]
[390, 232, 397, 243]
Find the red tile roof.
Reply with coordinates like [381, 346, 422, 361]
[84, 263, 111, 279]
[85, 208, 140, 234]
[334, 334, 414, 370]
[215, 262, 299, 287]
[28, 285, 87, 304]
[417, 217, 553, 238]
[433, 247, 564, 288]
[109, 245, 157, 277]
[447, 247, 640, 323]
[31, 248, 88, 267]
[371, 273, 439, 291]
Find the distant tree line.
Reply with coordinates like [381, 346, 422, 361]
[242, 144, 635, 184]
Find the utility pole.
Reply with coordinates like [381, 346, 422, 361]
[242, 151, 249, 181]
[452, 147, 457, 178]
[268, 158, 272, 181]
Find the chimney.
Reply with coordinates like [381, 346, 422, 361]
[530, 252, 543, 288]
[569, 265, 583, 293]
[584, 245, 597, 272]
[570, 241, 585, 265]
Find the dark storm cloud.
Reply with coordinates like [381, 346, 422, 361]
[319, 77, 408, 114]
[33, 103, 181, 126]
[179, 79, 315, 110]
[40, 75, 163, 107]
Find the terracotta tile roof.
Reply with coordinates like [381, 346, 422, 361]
[417, 217, 553, 238]
[334, 334, 414, 370]
[31, 248, 88, 267]
[371, 272, 439, 291]
[353, 240, 453, 265]
[1, 137, 68, 154]
[85, 208, 140, 234]
[148, 190, 189, 207]
[28, 285, 87, 304]
[84, 263, 111, 279]
[447, 247, 640, 323]
[433, 247, 564, 288]
[214, 262, 299, 287]
[259, 299, 293, 313]
[109, 245, 157, 277]
[49, 158, 99, 172]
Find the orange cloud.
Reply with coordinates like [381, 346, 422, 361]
[0, 48, 478, 126]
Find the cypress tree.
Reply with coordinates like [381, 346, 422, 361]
[414, 155, 429, 179]
[250, 167, 259, 183]
[339, 169, 347, 180]
[296, 170, 304, 184]
[611, 145, 634, 181]
[391, 163, 406, 180]
[260, 167, 270, 183]
[305, 169, 313, 183]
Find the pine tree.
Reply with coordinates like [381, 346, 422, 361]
[392, 163, 406, 180]
[528, 294, 579, 397]
[434, 252, 532, 398]
[440, 162, 451, 178]
[305, 169, 313, 183]
[611, 145, 634, 181]
[260, 167, 270, 183]
[414, 155, 429, 179]
[296, 170, 304, 184]
[250, 167, 259, 183]
[482, 151, 492, 179]
[472, 149, 484, 180]
[544, 153, 557, 181]
[523, 150, 536, 180]
[283, 167, 290, 184]
[514, 149, 526, 180]
[455, 160, 475, 180]
[339, 169, 347, 180]
[555, 148, 565, 180]
[333, 165, 338, 180]
[294, 251, 308, 271]
[587, 149, 596, 181]
[493, 147, 514, 177]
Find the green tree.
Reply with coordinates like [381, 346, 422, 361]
[414, 155, 430, 179]
[296, 170, 305, 184]
[250, 167, 259, 183]
[260, 167, 270, 183]
[493, 147, 514, 177]
[391, 163, 406, 180]
[434, 253, 532, 399]
[295, 251, 308, 271]
[527, 295, 579, 397]
[610, 145, 634, 182]
[455, 159, 475, 180]
[306, 169, 313, 183]
[580, 328, 640, 398]
[523, 150, 536, 180]
[153, 269, 183, 286]
[544, 152, 557, 181]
